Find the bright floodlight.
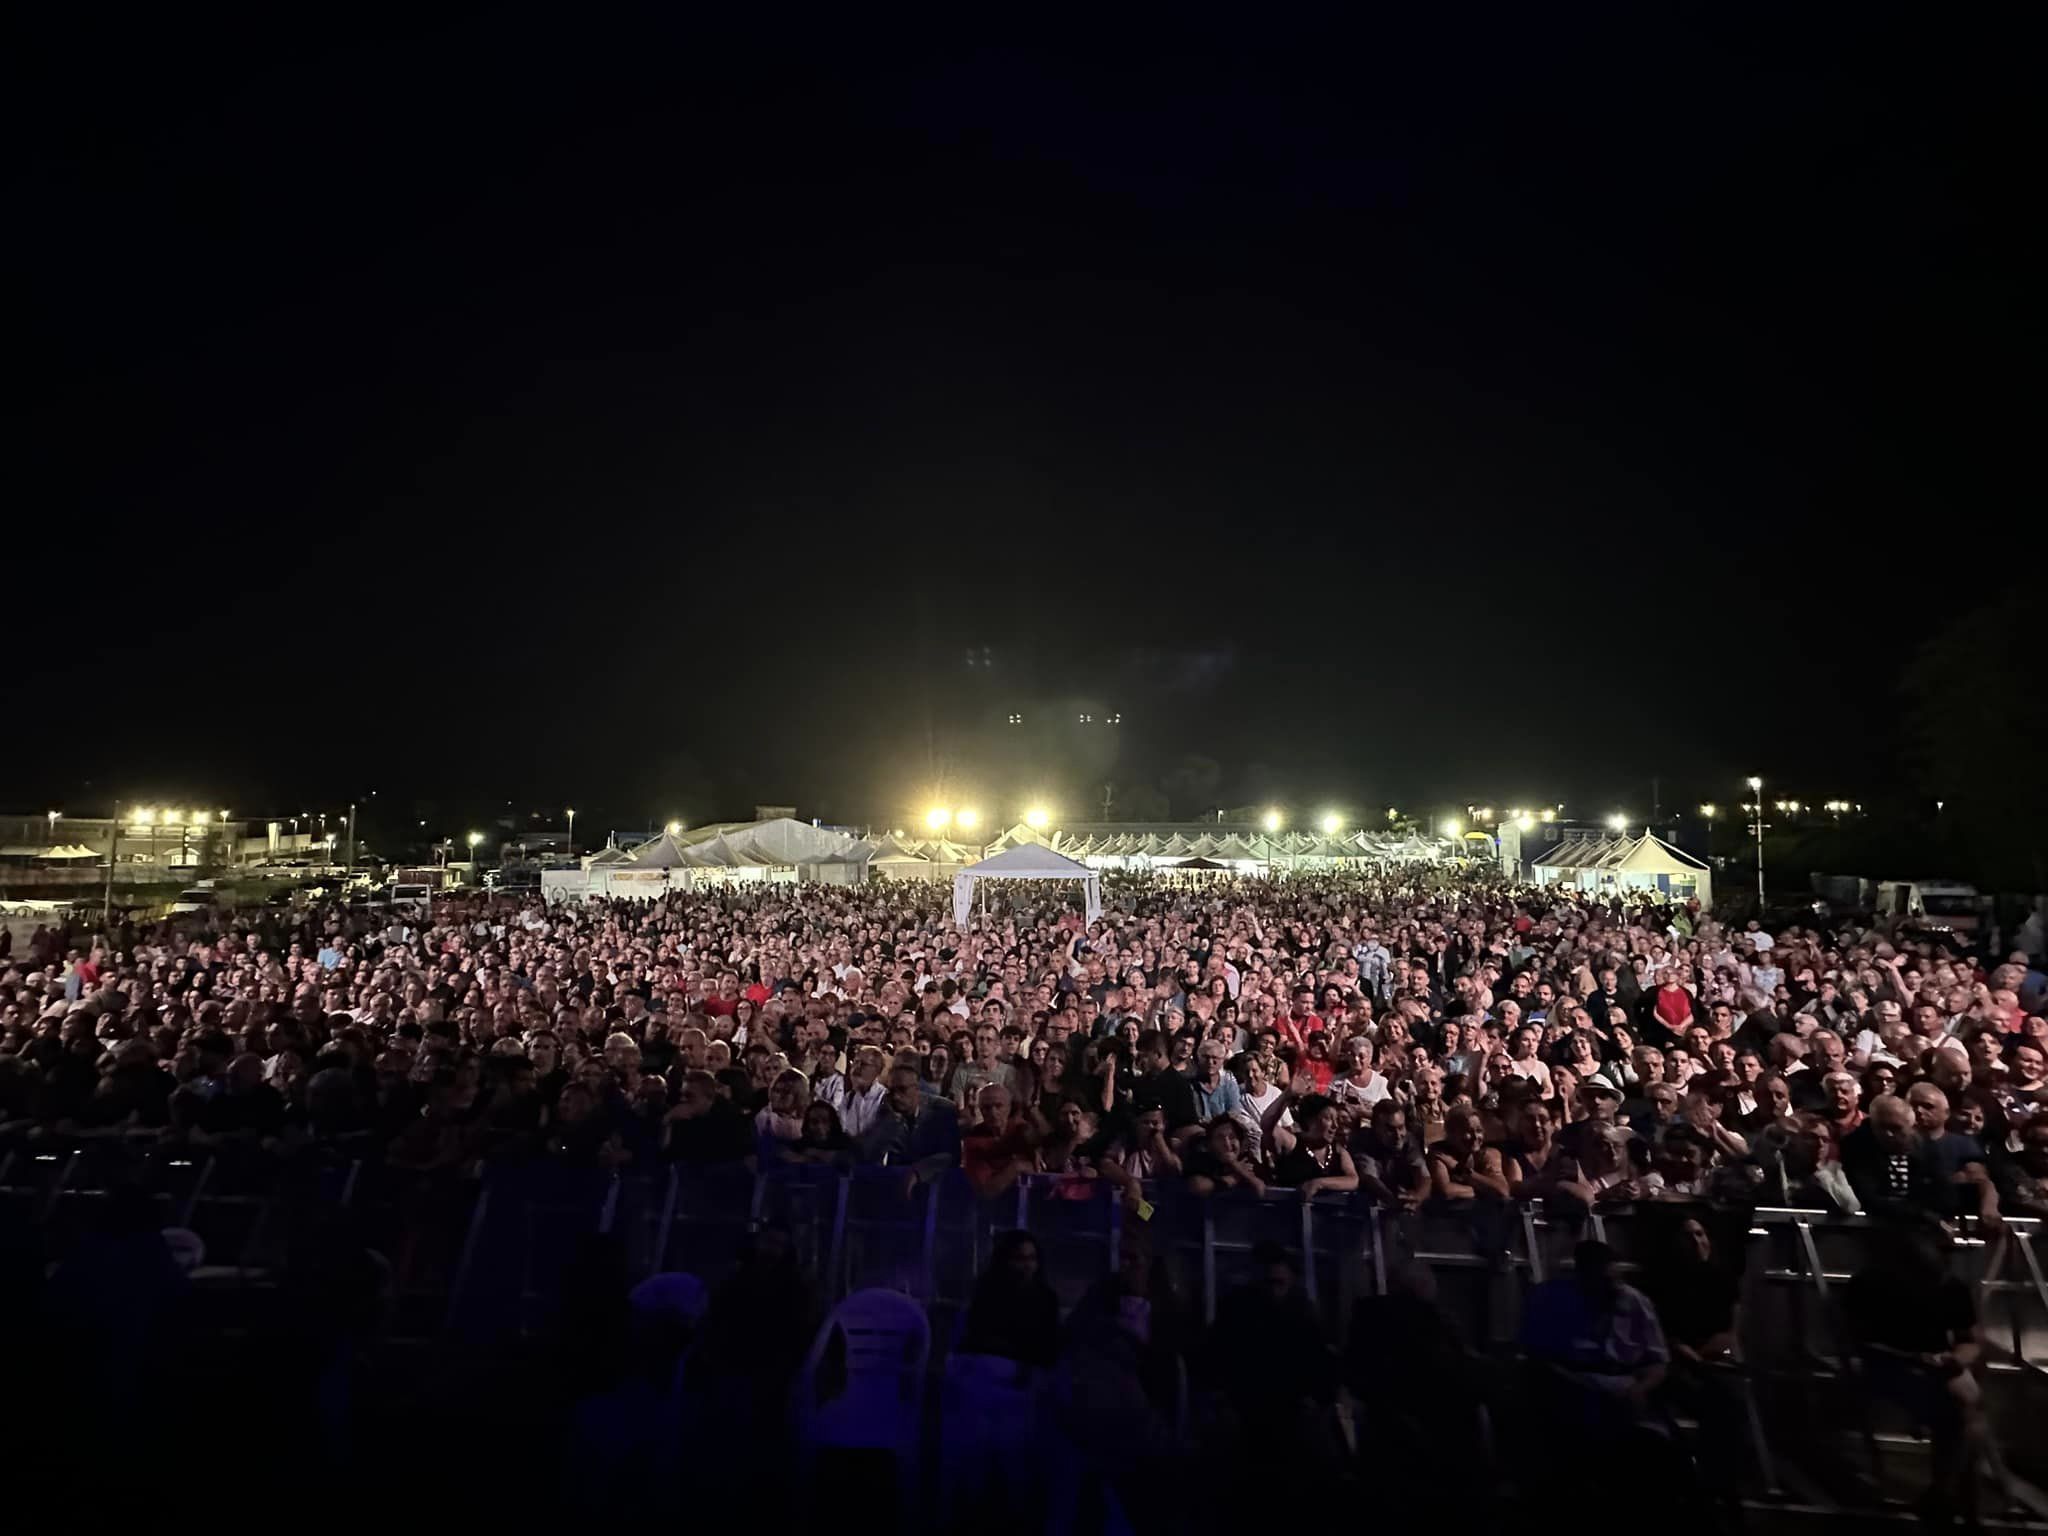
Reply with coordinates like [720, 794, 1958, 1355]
[925, 807, 950, 832]
[1443, 818, 1462, 839]
[467, 831, 483, 849]
[1516, 814, 1535, 831]
[133, 806, 155, 826]
[1746, 775, 1763, 791]
[1699, 803, 1717, 819]
[956, 808, 980, 831]
[666, 820, 682, 836]
[1025, 807, 1050, 830]
[1607, 813, 1628, 831]
[1476, 807, 1493, 823]
[1262, 810, 1282, 832]
[47, 810, 59, 826]
[1320, 813, 1341, 835]
[1540, 809, 1556, 823]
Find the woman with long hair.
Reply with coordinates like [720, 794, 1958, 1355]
[783, 1100, 854, 1167]
[959, 1230, 1060, 1369]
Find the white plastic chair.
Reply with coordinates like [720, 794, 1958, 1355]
[793, 1288, 931, 1512]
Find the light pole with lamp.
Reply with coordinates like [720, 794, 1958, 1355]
[103, 803, 121, 927]
[1262, 810, 1283, 878]
[565, 807, 576, 860]
[1746, 776, 1765, 907]
[467, 831, 483, 878]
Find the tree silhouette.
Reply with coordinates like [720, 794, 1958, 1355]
[1900, 591, 2043, 888]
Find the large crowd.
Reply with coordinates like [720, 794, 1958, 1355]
[2, 870, 2045, 1527]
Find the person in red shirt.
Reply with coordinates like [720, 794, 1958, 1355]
[701, 972, 741, 1018]
[1297, 1032, 1337, 1094]
[961, 1083, 1036, 1196]
[1652, 969, 1697, 1038]
[1276, 987, 1324, 1057]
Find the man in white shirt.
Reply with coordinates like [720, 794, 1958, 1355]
[816, 1045, 889, 1140]
[1327, 1040, 1392, 1114]
[1233, 1052, 1288, 1163]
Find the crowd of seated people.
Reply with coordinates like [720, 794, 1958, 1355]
[1, 873, 2044, 1525]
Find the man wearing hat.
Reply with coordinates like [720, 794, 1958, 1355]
[1558, 1071, 1632, 1164]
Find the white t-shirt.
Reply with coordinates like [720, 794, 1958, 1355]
[1328, 1071, 1391, 1110]
[1241, 1082, 1285, 1158]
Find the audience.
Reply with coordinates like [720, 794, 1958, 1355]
[2, 867, 2041, 1522]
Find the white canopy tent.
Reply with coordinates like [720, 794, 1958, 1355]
[953, 843, 1102, 927]
[1532, 832, 1713, 909]
[585, 817, 872, 895]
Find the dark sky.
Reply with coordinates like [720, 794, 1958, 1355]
[16, 10, 2030, 834]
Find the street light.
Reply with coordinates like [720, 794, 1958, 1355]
[1320, 813, 1341, 836]
[1515, 814, 1535, 832]
[924, 807, 950, 833]
[565, 806, 575, 858]
[1539, 809, 1556, 824]
[1746, 777, 1765, 907]
[1262, 810, 1283, 833]
[1442, 818, 1462, 839]
[46, 810, 59, 831]
[666, 821, 682, 836]
[1607, 813, 1628, 832]
[1698, 804, 1718, 819]
[1024, 807, 1050, 831]
[957, 807, 986, 860]
[467, 831, 483, 865]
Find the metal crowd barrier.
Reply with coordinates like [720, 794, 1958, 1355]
[4, 1144, 2044, 1377]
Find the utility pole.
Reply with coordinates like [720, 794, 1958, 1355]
[345, 801, 357, 873]
[103, 803, 120, 929]
[1747, 776, 1766, 908]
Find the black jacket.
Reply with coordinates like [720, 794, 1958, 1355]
[1840, 1124, 1942, 1215]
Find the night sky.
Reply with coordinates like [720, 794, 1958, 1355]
[17, 11, 2030, 835]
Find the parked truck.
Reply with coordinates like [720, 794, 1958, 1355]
[1874, 879, 1984, 940]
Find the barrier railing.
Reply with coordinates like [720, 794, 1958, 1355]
[4, 1140, 2043, 1372]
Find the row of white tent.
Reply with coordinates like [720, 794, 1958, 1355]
[1529, 832, 1714, 909]
[542, 817, 1453, 901]
[545, 818, 875, 900]
[882, 824, 1448, 873]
